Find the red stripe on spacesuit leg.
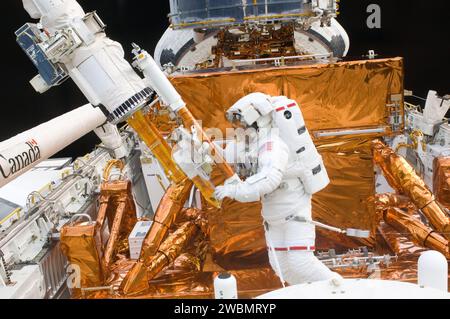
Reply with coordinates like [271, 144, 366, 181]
[287, 103, 297, 108]
[275, 107, 285, 112]
[269, 246, 316, 252]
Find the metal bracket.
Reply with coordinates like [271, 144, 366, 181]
[388, 94, 404, 132]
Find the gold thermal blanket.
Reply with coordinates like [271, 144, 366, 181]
[169, 58, 404, 267]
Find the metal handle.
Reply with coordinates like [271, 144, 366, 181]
[69, 213, 92, 224]
[102, 159, 125, 182]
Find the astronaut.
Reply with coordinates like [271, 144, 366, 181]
[214, 93, 342, 286]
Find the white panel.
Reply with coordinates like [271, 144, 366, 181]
[78, 56, 115, 97]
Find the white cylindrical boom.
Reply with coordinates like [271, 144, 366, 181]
[0, 104, 106, 188]
[132, 45, 186, 112]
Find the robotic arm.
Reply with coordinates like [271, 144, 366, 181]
[19, 0, 147, 161]
[20, 0, 148, 117]
[16, 0, 237, 207]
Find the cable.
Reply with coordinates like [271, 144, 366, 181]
[26, 191, 48, 210]
[409, 94, 427, 102]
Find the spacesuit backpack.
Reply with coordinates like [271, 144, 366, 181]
[270, 97, 330, 194]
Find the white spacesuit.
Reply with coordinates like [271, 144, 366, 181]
[215, 93, 342, 285]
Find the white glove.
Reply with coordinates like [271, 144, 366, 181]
[214, 184, 237, 201]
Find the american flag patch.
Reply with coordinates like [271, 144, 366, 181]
[259, 141, 273, 154]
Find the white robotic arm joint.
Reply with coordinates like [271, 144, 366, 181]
[19, 0, 152, 125]
[94, 123, 131, 159]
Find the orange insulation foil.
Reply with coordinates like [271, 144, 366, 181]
[383, 207, 449, 258]
[60, 221, 105, 291]
[101, 180, 138, 268]
[119, 180, 193, 294]
[373, 140, 450, 239]
[434, 156, 450, 208]
[120, 221, 198, 295]
[142, 180, 193, 260]
[127, 110, 186, 184]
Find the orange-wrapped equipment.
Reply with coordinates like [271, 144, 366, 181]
[127, 110, 186, 184]
[373, 140, 450, 239]
[374, 193, 413, 211]
[99, 160, 138, 268]
[128, 108, 227, 208]
[120, 221, 199, 295]
[144, 221, 199, 281]
[383, 207, 449, 258]
[100, 180, 138, 268]
[119, 179, 193, 295]
[60, 216, 105, 290]
[171, 106, 236, 208]
[140, 181, 193, 260]
[177, 106, 235, 181]
[132, 47, 237, 208]
[60, 160, 138, 292]
[434, 156, 450, 208]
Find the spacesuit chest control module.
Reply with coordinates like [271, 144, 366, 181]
[215, 93, 342, 286]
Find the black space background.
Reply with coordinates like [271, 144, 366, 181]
[0, 0, 449, 158]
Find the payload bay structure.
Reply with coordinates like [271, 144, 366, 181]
[0, 0, 448, 299]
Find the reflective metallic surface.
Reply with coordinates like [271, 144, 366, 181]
[60, 221, 105, 293]
[65, 58, 449, 299]
[169, 0, 314, 29]
[383, 207, 449, 258]
[128, 110, 187, 184]
[119, 180, 193, 294]
[165, 59, 404, 267]
[373, 140, 450, 239]
[60, 178, 138, 295]
[170, 58, 404, 135]
[434, 156, 450, 208]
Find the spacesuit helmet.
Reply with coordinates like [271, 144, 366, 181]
[226, 93, 274, 128]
